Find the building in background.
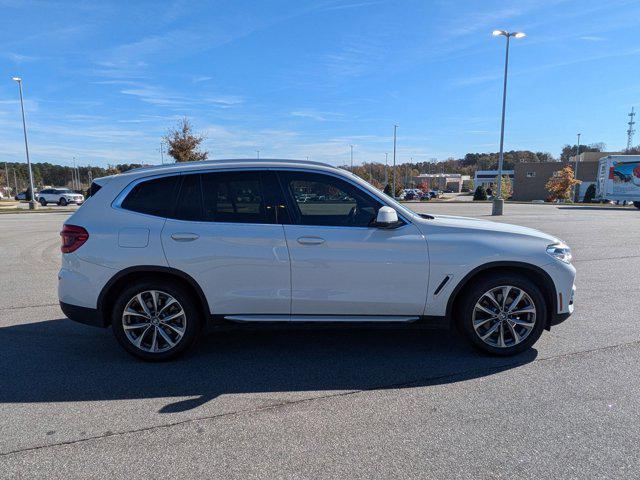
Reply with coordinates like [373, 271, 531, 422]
[511, 153, 622, 201]
[413, 173, 471, 192]
[473, 170, 514, 190]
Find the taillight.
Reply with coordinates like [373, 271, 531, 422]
[60, 225, 89, 253]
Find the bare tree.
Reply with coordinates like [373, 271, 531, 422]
[164, 118, 209, 163]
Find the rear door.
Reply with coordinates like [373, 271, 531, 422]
[161, 170, 292, 316]
[277, 170, 429, 318]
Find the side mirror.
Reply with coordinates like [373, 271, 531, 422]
[374, 206, 400, 228]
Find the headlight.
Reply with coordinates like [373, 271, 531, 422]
[546, 242, 572, 264]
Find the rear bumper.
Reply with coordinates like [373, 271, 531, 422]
[60, 301, 107, 328]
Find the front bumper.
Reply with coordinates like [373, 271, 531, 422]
[60, 301, 107, 328]
[549, 283, 575, 327]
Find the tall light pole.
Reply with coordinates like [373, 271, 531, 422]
[11, 76, 37, 209]
[392, 125, 398, 198]
[4, 162, 9, 195]
[490, 30, 525, 216]
[73, 156, 78, 190]
[384, 152, 389, 187]
[256, 150, 260, 160]
[349, 144, 354, 170]
[574, 133, 581, 202]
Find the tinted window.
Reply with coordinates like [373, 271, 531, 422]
[172, 174, 203, 221]
[280, 172, 382, 227]
[40, 189, 52, 194]
[199, 171, 263, 223]
[121, 176, 179, 217]
[88, 182, 102, 197]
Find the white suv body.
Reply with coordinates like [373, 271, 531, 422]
[39, 188, 84, 206]
[58, 159, 575, 360]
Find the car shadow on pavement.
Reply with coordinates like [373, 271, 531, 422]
[557, 206, 634, 211]
[0, 318, 537, 414]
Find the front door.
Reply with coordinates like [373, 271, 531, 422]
[161, 170, 291, 316]
[278, 170, 429, 318]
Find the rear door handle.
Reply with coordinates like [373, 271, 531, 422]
[297, 236, 325, 245]
[171, 233, 199, 242]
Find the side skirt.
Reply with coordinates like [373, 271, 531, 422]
[206, 314, 448, 331]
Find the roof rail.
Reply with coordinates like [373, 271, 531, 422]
[129, 158, 334, 173]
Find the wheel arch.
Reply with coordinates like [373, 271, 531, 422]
[445, 261, 557, 329]
[97, 266, 211, 326]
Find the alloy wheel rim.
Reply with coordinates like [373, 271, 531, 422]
[122, 290, 186, 353]
[472, 285, 536, 348]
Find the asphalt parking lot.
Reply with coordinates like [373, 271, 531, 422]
[1, 203, 639, 479]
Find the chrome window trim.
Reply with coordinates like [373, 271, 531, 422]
[111, 166, 413, 226]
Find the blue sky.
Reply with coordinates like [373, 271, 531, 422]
[2, 0, 640, 168]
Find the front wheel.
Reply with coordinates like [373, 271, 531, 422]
[58, 197, 68, 206]
[457, 274, 547, 356]
[634, 201, 640, 210]
[111, 280, 202, 361]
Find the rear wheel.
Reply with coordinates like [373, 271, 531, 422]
[111, 280, 202, 361]
[39, 198, 47, 206]
[457, 274, 547, 356]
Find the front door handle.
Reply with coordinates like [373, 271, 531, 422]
[297, 236, 325, 245]
[171, 233, 199, 242]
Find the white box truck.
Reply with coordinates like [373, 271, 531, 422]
[596, 155, 640, 209]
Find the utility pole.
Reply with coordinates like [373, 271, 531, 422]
[627, 107, 636, 151]
[256, 150, 260, 160]
[392, 125, 398, 198]
[160, 142, 165, 164]
[13, 170, 18, 195]
[574, 133, 581, 202]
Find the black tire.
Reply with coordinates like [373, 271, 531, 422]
[39, 198, 47, 206]
[58, 197, 68, 206]
[634, 201, 640, 210]
[457, 274, 547, 356]
[111, 279, 203, 361]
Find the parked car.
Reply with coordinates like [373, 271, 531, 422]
[14, 191, 29, 201]
[59, 159, 576, 361]
[38, 188, 85, 206]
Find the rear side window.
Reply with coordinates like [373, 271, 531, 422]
[172, 174, 203, 221]
[88, 182, 102, 197]
[201, 171, 266, 223]
[121, 175, 179, 217]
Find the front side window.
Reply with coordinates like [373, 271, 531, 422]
[279, 171, 382, 227]
[120, 175, 179, 217]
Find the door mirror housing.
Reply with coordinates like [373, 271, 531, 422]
[374, 206, 401, 228]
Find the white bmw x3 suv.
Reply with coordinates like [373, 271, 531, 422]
[38, 188, 85, 206]
[59, 159, 575, 361]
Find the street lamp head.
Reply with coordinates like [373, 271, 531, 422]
[11, 76, 22, 82]
[513, 32, 526, 38]
[492, 30, 507, 37]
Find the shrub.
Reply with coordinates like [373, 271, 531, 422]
[583, 183, 596, 203]
[473, 185, 488, 201]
